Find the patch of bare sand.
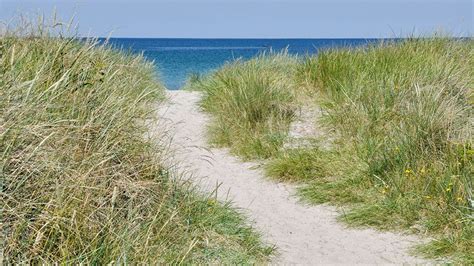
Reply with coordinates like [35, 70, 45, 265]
[153, 90, 429, 265]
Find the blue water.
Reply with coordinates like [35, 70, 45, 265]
[104, 38, 384, 89]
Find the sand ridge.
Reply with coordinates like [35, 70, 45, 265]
[155, 90, 429, 264]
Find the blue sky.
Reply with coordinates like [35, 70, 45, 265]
[0, 0, 472, 38]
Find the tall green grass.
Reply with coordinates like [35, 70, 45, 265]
[189, 53, 298, 159]
[268, 38, 473, 263]
[0, 23, 271, 263]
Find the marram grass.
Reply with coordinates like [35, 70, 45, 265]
[189, 52, 298, 159]
[0, 25, 271, 263]
[269, 37, 474, 263]
[194, 37, 473, 263]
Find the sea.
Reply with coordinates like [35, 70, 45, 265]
[103, 38, 385, 90]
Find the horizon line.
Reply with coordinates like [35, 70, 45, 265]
[84, 36, 471, 40]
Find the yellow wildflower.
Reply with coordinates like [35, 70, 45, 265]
[208, 199, 217, 205]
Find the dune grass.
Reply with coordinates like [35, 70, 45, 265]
[192, 37, 472, 263]
[0, 24, 272, 263]
[189, 53, 298, 159]
[267, 38, 473, 263]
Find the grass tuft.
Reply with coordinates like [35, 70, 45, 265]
[1, 20, 271, 263]
[189, 52, 298, 159]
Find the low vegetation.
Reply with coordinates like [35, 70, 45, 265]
[195, 38, 474, 263]
[190, 53, 298, 159]
[0, 24, 271, 263]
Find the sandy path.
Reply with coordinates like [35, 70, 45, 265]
[155, 90, 428, 265]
